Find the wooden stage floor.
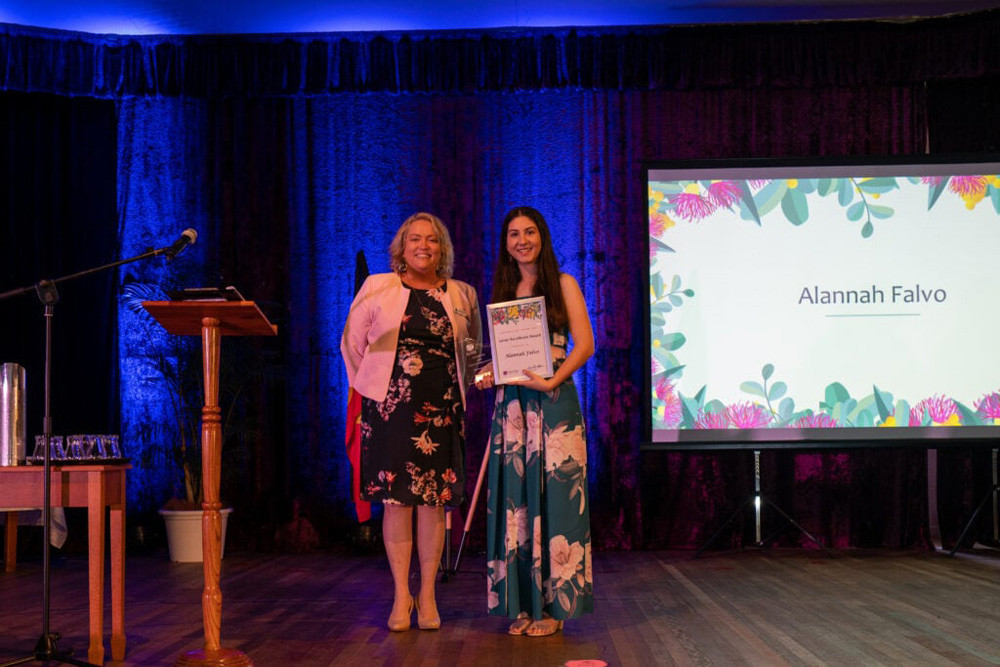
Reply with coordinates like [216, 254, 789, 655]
[2, 546, 1000, 665]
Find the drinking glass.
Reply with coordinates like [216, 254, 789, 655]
[49, 435, 65, 460]
[67, 434, 87, 460]
[102, 434, 122, 459]
[31, 435, 45, 462]
[83, 434, 105, 459]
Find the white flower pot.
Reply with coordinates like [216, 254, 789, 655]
[159, 507, 233, 563]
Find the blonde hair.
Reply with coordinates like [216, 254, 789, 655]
[388, 212, 454, 278]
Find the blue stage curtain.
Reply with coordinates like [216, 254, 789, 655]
[3, 13, 998, 550]
[111, 84, 929, 550]
[3, 12, 1000, 97]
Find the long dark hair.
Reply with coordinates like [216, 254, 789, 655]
[491, 206, 568, 330]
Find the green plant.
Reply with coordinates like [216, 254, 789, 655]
[120, 281, 267, 509]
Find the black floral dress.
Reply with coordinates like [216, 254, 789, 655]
[359, 283, 465, 507]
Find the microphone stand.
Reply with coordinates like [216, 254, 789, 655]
[0, 242, 183, 667]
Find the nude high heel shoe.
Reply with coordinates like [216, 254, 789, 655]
[387, 596, 414, 632]
[415, 599, 441, 630]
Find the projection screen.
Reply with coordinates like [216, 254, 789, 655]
[645, 156, 1000, 449]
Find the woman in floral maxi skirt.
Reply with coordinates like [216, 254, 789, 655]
[476, 206, 595, 637]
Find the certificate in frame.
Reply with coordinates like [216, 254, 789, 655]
[486, 296, 554, 384]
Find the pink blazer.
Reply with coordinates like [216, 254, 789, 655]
[341, 272, 482, 406]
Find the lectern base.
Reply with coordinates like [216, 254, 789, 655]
[175, 648, 253, 667]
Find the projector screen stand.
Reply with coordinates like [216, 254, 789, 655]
[695, 449, 832, 558]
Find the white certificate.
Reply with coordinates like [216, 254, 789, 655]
[486, 296, 554, 384]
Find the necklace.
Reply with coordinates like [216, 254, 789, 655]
[409, 282, 445, 313]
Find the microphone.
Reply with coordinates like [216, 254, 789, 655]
[164, 228, 197, 260]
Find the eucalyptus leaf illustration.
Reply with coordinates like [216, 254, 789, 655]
[767, 381, 787, 401]
[781, 188, 809, 225]
[658, 332, 686, 351]
[837, 179, 853, 206]
[821, 382, 851, 411]
[954, 400, 983, 426]
[873, 385, 894, 421]
[739, 181, 762, 225]
[680, 394, 702, 428]
[927, 177, 949, 209]
[778, 397, 795, 421]
[856, 177, 898, 195]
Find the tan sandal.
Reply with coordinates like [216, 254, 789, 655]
[525, 617, 562, 637]
[508, 612, 532, 635]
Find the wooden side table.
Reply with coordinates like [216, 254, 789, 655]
[0, 464, 129, 664]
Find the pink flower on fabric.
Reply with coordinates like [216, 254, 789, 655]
[487, 559, 507, 605]
[549, 535, 585, 583]
[506, 506, 529, 552]
[503, 401, 524, 452]
[655, 377, 682, 427]
[694, 411, 729, 429]
[668, 192, 717, 221]
[949, 175, 988, 197]
[545, 424, 587, 471]
[726, 401, 772, 429]
[400, 354, 423, 376]
[921, 176, 945, 187]
[706, 180, 742, 208]
[974, 392, 1000, 419]
[794, 413, 838, 428]
[525, 409, 542, 461]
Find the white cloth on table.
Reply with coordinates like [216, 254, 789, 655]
[0, 507, 68, 548]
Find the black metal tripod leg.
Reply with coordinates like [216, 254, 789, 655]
[949, 485, 997, 556]
[695, 497, 755, 558]
[763, 498, 832, 555]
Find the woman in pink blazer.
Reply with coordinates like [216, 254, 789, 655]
[341, 212, 481, 632]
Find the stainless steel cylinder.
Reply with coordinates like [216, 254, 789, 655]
[0, 362, 27, 466]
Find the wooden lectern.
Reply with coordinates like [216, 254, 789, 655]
[143, 300, 277, 667]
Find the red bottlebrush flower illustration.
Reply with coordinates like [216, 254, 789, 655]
[794, 413, 838, 428]
[668, 192, 717, 221]
[921, 176, 945, 187]
[649, 212, 672, 237]
[706, 180, 742, 208]
[974, 392, 1000, 419]
[726, 401, 773, 429]
[655, 377, 682, 427]
[694, 410, 730, 429]
[910, 394, 960, 426]
[949, 175, 988, 197]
